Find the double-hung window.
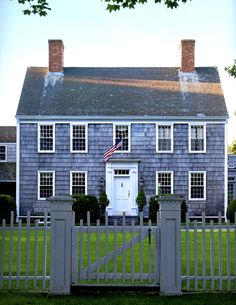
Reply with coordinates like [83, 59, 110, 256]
[70, 171, 87, 195]
[228, 176, 235, 203]
[38, 124, 55, 152]
[157, 125, 173, 153]
[0, 145, 6, 161]
[71, 124, 87, 153]
[189, 171, 206, 200]
[114, 124, 130, 152]
[189, 124, 206, 153]
[38, 171, 55, 200]
[156, 171, 173, 195]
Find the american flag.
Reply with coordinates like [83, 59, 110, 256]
[103, 137, 123, 162]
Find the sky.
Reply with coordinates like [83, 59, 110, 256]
[0, 0, 235, 143]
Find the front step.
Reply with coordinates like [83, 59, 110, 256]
[108, 216, 140, 226]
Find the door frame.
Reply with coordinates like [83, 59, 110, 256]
[105, 161, 138, 216]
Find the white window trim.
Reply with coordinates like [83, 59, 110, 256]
[0, 145, 7, 162]
[38, 123, 55, 153]
[113, 123, 131, 153]
[70, 123, 88, 153]
[189, 171, 206, 201]
[156, 124, 174, 153]
[188, 123, 206, 153]
[156, 171, 174, 195]
[37, 171, 55, 200]
[70, 171, 88, 195]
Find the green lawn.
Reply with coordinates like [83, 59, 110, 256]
[0, 292, 236, 305]
[0, 226, 235, 292]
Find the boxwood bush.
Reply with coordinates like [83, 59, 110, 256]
[226, 199, 236, 223]
[72, 194, 100, 223]
[0, 194, 16, 223]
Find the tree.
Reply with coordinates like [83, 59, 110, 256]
[15, 0, 51, 16]
[228, 139, 236, 155]
[104, 0, 190, 12]
[225, 60, 236, 78]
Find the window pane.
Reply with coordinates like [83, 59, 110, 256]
[39, 172, 53, 199]
[40, 125, 54, 151]
[190, 172, 205, 199]
[0, 146, 6, 160]
[115, 125, 129, 151]
[158, 172, 172, 195]
[72, 125, 86, 151]
[72, 172, 86, 195]
[158, 126, 171, 151]
[191, 126, 204, 151]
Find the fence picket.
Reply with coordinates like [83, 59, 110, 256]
[42, 212, 48, 289]
[79, 219, 83, 282]
[87, 212, 91, 282]
[8, 212, 14, 290]
[235, 212, 236, 291]
[16, 219, 22, 289]
[202, 212, 206, 291]
[185, 212, 190, 291]
[227, 220, 231, 291]
[218, 212, 223, 291]
[96, 219, 100, 283]
[113, 219, 118, 282]
[194, 220, 198, 291]
[0, 219, 6, 289]
[210, 220, 215, 291]
[148, 219, 152, 283]
[122, 213, 126, 283]
[139, 212, 144, 282]
[25, 211, 31, 289]
[105, 213, 109, 283]
[33, 219, 39, 289]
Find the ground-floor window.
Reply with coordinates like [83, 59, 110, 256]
[156, 171, 173, 195]
[189, 171, 206, 200]
[38, 171, 55, 200]
[70, 171, 87, 195]
[228, 176, 235, 202]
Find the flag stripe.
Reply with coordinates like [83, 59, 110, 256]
[103, 138, 122, 162]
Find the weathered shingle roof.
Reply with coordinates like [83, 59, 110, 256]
[0, 127, 16, 142]
[16, 67, 228, 119]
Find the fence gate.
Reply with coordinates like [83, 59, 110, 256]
[71, 213, 160, 286]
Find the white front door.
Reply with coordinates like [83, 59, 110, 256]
[106, 161, 138, 216]
[114, 176, 131, 214]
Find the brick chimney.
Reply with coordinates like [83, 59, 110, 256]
[181, 39, 195, 73]
[48, 40, 64, 73]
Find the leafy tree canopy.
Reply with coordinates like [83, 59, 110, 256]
[103, 0, 190, 12]
[16, 0, 51, 16]
[225, 60, 236, 78]
[228, 139, 236, 155]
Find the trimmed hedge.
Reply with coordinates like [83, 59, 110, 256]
[226, 199, 236, 223]
[72, 194, 100, 223]
[0, 194, 16, 223]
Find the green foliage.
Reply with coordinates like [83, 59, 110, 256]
[149, 195, 188, 223]
[72, 194, 100, 223]
[225, 60, 236, 78]
[16, 0, 51, 16]
[98, 189, 110, 213]
[149, 195, 159, 222]
[0, 194, 16, 223]
[136, 189, 147, 211]
[228, 139, 236, 155]
[104, 0, 190, 12]
[226, 199, 236, 223]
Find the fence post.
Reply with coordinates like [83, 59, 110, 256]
[159, 195, 182, 296]
[49, 195, 74, 295]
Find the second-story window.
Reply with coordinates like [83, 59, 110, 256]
[189, 125, 206, 153]
[157, 125, 173, 153]
[38, 124, 55, 153]
[0, 145, 6, 161]
[114, 125, 129, 152]
[71, 124, 87, 152]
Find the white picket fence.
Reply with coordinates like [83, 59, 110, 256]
[181, 211, 236, 292]
[0, 203, 236, 293]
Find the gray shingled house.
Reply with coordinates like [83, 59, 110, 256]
[16, 39, 229, 217]
[0, 126, 16, 198]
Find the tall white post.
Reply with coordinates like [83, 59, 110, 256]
[49, 196, 74, 295]
[159, 195, 182, 296]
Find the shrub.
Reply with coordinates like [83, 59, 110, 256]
[0, 194, 16, 224]
[149, 195, 160, 222]
[226, 199, 236, 223]
[98, 190, 109, 214]
[72, 194, 100, 223]
[136, 190, 147, 211]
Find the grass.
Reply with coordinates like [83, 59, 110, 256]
[0, 225, 235, 292]
[0, 292, 236, 305]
